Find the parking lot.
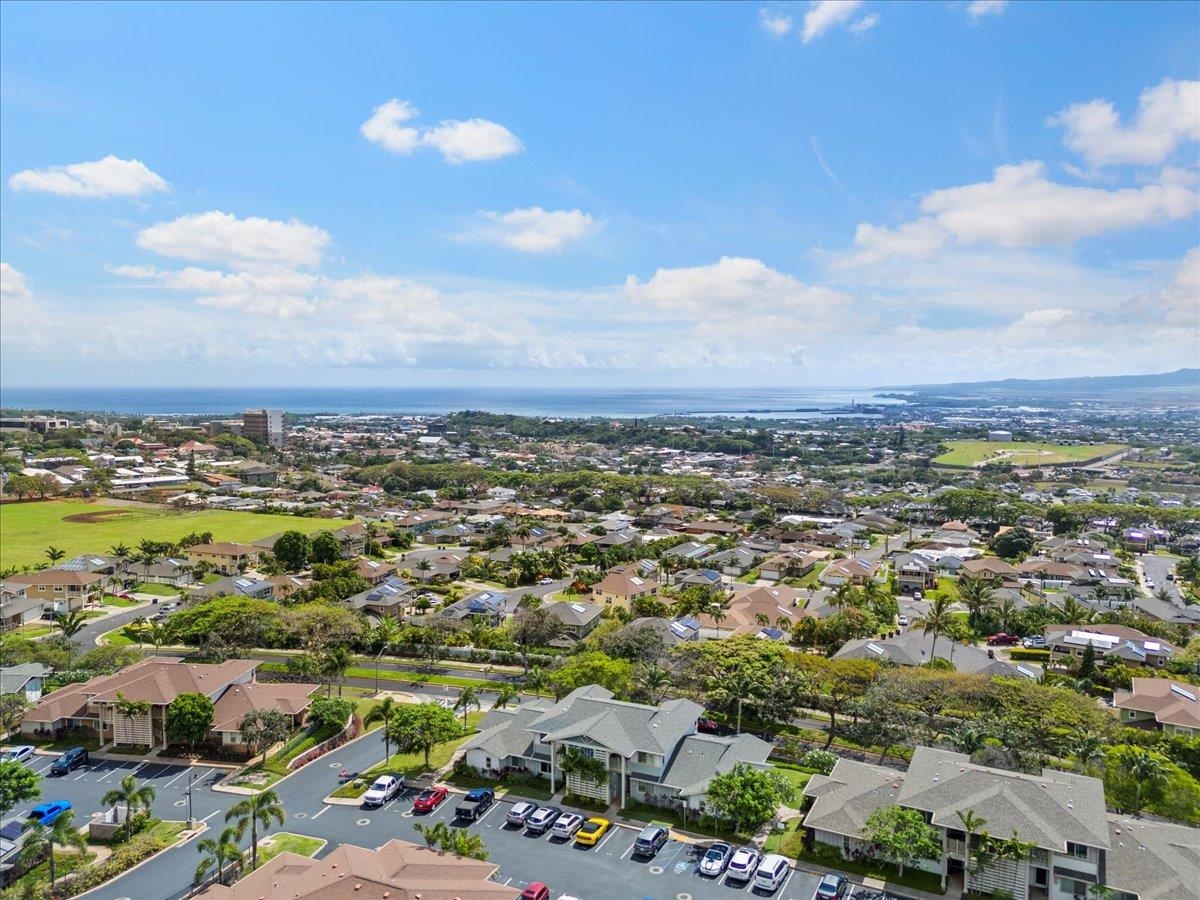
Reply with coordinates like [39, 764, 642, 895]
[12, 730, 885, 900]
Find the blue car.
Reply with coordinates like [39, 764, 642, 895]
[28, 800, 72, 827]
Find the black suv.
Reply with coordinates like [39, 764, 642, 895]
[49, 747, 88, 776]
[454, 788, 495, 821]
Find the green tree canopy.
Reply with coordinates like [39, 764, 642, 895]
[862, 805, 943, 876]
[385, 702, 462, 767]
[703, 763, 796, 834]
[545, 651, 632, 700]
[0, 759, 40, 817]
[166, 692, 215, 751]
[271, 530, 312, 571]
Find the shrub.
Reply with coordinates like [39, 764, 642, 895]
[1008, 648, 1051, 661]
[801, 749, 838, 775]
[309, 697, 353, 730]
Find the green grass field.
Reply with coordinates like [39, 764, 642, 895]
[0, 500, 337, 569]
[933, 440, 1126, 468]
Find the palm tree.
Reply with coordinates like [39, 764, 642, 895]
[634, 663, 673, 705]
[194, 825, 245, 887]
[957, 574, 996, 629]
[443, 828, 489, 860]
[225, 789, 286, 871]
[709, 602, 728, 639]
[415, 558, 433, 581]
[1124, 749, 1167, 817]
[113, 691, 151, 747]
[364, 696, 398, 764]
[413, 820, 451, 849]
[1057, 596, 1093, 626]
[829, 583, 857, 609]
[101, 774, 157, 842]
[956, 808, 988, 896]
[455, 686, 480, 728]
[913, 593, 954, 660]
[20, 810, 86, 889]
[492, 683, 519, 709]
[143, 621, 170, 656]
[109, 543, 132, 588]
[45, 545, 66, 564]
[54, 610, 88, 667]
[1071, 734, 1107, 775]
[321, 646, 352, 697]
[994, 597, 1020, 634]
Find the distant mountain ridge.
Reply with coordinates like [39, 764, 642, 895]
[892, 368, 1199, 398]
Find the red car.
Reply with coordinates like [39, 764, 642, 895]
[412, 786, 447, 813]
[987, 632, 1020, 646]
[520, 884, 550, 900]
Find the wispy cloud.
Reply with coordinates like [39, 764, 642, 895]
[810, 137, 861, 206]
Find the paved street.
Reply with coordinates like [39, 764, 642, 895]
[2, 723, 853, 900]
[1139, 553, 1183, 603]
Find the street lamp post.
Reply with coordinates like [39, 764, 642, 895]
[182, 770, 196, 829]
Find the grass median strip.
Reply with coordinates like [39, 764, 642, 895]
[257, 832, 325, 866]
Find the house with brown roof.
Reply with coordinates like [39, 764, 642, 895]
[961, 556, 1020, 584]
[591, 564, 659, 611]
[187, 542, 260, 576]
[210, 681, 321, 752]
[696, 585, 811, 639]
[1044, 624, 1177, 670]
[21, 658, 317, 752]
[1113, 678, 1200, 738]
[196, 838, 519, 899]
[819, 556, 880, 586]
[4, 570, 104, 613]
[355, 558, 398, 584]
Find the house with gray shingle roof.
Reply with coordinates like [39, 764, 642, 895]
[801, 746, 1187, 900]
[461, 686, 770, 811]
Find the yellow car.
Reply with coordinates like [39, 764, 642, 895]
[573, 817, 610, 847]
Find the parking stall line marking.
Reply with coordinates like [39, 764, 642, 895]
[779, 868, 794, 896]
[200, 811, 220, 823]
[163, 768, 191, 788]
[595, 830, 617, 852]
[621, 840, 635, 859]
[312, 806, 331, 820]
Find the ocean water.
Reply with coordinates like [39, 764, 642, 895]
[0, 386, 902, 419]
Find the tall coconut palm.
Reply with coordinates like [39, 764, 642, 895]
[957, 808, 988, 896]
[321, 646, 352, 697]
[633, 663, 673, 705]
[454, 686, 480, 728]
[413, 820, 451, 849]
[20, 810, 86, 889]
[109, 543, 132, 587]
[54, 610, 88, 667]
[101, 774, 157, 842]
[492, 683, 519, 709]
[364, 696, 398, 764]
[957, 574, 996, 629]
[994, 597, 1021, 634]
[1057, 596, 1094, 626]
[913, 594, 955, 661]
[45, 546, 66, 564]
[225, 789, 286, 871]
[194, 825, 245, 887]
[1124, 749, 1167, 817]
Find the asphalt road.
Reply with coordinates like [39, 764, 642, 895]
[1139, 553, 1183, 604]
[5, 723, 847, 900]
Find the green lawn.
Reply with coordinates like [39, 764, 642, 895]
[11, 622, 54, 638]
[763, 817, 803, 855]
[102, 594, 141, 608]
[0, 500, 338, 569]
[256, 832, 325, 866]
[770, 762, 815, 794]
[136, 582, 180, 596]
[933, 440, 1126, 468]
[330, 711, 483, 798]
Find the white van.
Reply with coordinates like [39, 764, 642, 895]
[753, 853, 790, 892]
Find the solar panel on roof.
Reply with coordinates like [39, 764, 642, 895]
[570, 604, 586, 613]
[1170, 684, 1197, 702]
[234, 578, 253, 588]
[0, 821, 26, 841]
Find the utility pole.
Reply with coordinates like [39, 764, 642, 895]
[182, 770, 196, 829]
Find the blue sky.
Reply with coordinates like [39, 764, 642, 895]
[2, 0, 1197, 388]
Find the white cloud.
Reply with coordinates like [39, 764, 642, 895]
[421, 119, 523, 164]
[965, 0, 1008, 21]
[802, 1, 864, 42]
[1049, 79, 1200, 168]
[361, 99, 523, 163]
[359, 99, 421, 154]
[758, 7, 794, 36]
[470, 207, 598, 253]
[843, 161, 1197, 263]
[8, 155, 168, 198]
[624, 256, 849, 325]
[846, 219, 947, 266]
[136, 211, 330, 269]
[849, 13, 879, 33]
[116, 264, 319, 318]
[0, 262, 31, 300]
[1120, 247, 1200, 327]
